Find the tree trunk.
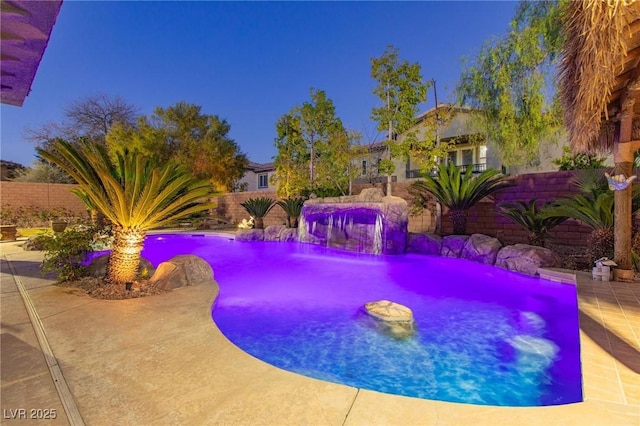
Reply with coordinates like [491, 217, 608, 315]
[450, 209, 467, 235]
[254, 217, 264, 229]
[613, 99, 638, 282]
[106, 227, 146, 284]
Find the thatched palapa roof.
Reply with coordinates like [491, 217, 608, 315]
[559, 0, 640, 152]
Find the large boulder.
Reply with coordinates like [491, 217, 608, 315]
[87, 254, 155, 279]
[441, 235, 470, 258]
[278, 228, 298, 242]
[148, 255, 213, 290]
[364, 300, 416, 339]
[264, 225, 286, 241]
[495, 244, 562, 276]
[406, 233, 442, 255]
[235, 229, 264, 241]
[461, 234, 502, 265]
[357, 188, 385, 202]
[364, 300, 413, 321]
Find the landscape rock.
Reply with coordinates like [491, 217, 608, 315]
[364, 300, 416, 339]
[406, 233, 442, 255]
[278, 227, 299, 242]
[264, 225, 286, 241]
[364, 300, 414, 321]
[87, 254, 155, 279]
[460, 233, 502, 265]
[441, 235, 470, 258]
[235, 229, 265, 241]
[357, 188, 385, 203]
[148, 255, 213, 290]
[495, 244, 562, 276]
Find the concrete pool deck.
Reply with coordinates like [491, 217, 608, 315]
[1, 239, 638, 425]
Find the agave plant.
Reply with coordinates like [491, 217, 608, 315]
[240, 197, 276, 229]
[276, 197, 305, 228]
[37, 139, 215, 284]
[497, 199, 567, 247]
[410, 162, 511, 234]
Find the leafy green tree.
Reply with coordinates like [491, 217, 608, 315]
[371, 45, 429, 195]
[38, 139, 215, 285]
[273, 89, 359, 197]
[456, 1, 565, 167]
[553, 146, 606, 171]
[273, 114, 309, 198]
[410, 162, 511, 234]
[106, 102, 248, 192]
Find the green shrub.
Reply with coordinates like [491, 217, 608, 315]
[40, 228, 95, 282]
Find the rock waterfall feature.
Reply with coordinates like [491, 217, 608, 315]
[298, 188, 408, 255]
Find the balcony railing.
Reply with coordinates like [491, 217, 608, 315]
[405, 162, 487, 179]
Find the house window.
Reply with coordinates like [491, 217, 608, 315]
[462, 149, 473, 166]
[258, 173, 268, 189]
[479, 146, 487, 164]
[447, 151, 457, 165]
[376, 158, 382, 174]
[362, 160, 367, 176]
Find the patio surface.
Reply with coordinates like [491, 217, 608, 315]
[1, 239, 638, 425]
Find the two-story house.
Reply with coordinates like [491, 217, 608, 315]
[235, 161, 276, 192]
[356, 105, 566, 184]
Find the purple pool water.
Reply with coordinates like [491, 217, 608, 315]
[140, 234, 582, 407]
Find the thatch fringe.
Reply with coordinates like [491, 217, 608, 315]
[559, 0, 640, 152]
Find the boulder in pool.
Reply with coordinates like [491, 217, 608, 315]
[441, 235, 469, 258]
[407, 232, 442, 255]
[264, 225, 285, 241]
[461, 233, 502, 265]
[364, 300, 413, 321]
[364, 300, 415, 339]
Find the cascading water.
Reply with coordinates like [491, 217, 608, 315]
[297, 188, 408, 255]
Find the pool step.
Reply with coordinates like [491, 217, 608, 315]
[537, 268, 577, 284]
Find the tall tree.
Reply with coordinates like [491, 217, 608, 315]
[273, 114, 309, 198]
[26, 93, 138, 146]
[106, 102, 248, 192]
[371, 45, 429, 195]
[456, 1, 565, 167]
[273, 89, 356, 197]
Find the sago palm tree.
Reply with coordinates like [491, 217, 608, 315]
[240, 197, 276, 229]
[497, 199, 567, 247]
[276, 197, 305, 228]
[543, 192, 615, 261]
[38, 139, 215, 284]
[410, 162, 511, 234]
[543, 170, 640, 261]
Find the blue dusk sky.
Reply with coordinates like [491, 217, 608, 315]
[1, 1, 518, 167]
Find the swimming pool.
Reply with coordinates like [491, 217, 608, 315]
[141, 234, 582, 407]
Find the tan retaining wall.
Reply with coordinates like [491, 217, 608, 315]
[0, 182, 86, 215]
[215, 190, 288, 227]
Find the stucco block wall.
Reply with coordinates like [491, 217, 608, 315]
[215, 190, 288, 227]
[0, 182, 86, 215]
